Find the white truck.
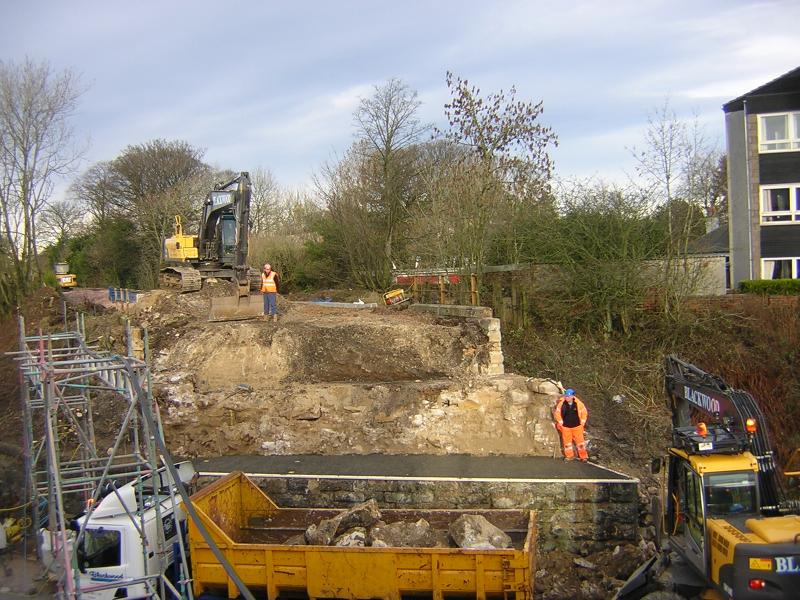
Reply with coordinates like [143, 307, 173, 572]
[60, 461, 195, 599]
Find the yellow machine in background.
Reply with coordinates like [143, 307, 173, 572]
[54, 262, 77, 288]
[382, 288, 411, 307]
[163, 215, 199, 262]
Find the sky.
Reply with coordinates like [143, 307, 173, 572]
[1, 0, 799, 195]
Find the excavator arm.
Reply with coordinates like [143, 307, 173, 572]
[664, 355, 788, 515]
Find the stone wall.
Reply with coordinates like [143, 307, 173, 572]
[406, 304, 504, 374]
[251, 474, 638, 553]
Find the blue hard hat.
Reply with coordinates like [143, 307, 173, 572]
[565, 388, 575, 396]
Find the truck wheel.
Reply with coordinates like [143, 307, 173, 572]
[642, 592, 687, 600]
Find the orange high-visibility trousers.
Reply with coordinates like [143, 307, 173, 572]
[560, 425, 588, 460]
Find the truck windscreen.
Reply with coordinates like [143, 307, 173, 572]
[77, 528, 121, 570]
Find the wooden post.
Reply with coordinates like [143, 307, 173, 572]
[438, 275, 445, 305]
[470, 273, 478, 306]
[511, 275, 520, 328]
[411, 276, 419, 302]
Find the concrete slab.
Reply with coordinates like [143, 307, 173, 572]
[194, 454, 634, 483]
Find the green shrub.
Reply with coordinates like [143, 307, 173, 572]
[739, 279, 800, 295]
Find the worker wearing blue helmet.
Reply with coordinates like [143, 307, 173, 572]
[554, 388, 589, 461]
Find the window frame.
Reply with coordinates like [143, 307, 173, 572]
[758, 111, 800, 153]
[761, 257, 800, 280]
[759, 183, 800, 224]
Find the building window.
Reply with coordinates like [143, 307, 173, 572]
[758, 111, 800, 152]
[760, 184, 800, 223]
[762, 258, 800, 279]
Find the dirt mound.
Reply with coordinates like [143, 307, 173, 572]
[132, 291, 561, 457]
[154, 307, 484, 388]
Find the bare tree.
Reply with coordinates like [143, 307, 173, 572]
[39, 199, 84, 247]
[109, 139, 209, 287]
[354, 78, 427, 278]
[69, 161, 120, 225]
[680, 116, 724, 220]
[313, 142, 389, 289]
[630, 100, 685, 206]
[250, 166, 280, 233]
[630, 101, 719, 319]
[0, 58, 85, 298]
[435, 72, 557, 280]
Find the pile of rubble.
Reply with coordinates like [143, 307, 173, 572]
[285, 499, 512, 549]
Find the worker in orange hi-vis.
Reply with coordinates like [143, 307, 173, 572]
[554, 388, 589, 462]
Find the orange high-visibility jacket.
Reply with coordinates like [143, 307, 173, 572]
[261, 271, 278, 293]
[554, 396, 588, 428]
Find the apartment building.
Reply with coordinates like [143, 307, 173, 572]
[724, 66, 800, 286]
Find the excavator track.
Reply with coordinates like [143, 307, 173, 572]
[159, 266, 202, 292]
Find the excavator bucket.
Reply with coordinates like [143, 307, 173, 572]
[209, 290, 264, 322]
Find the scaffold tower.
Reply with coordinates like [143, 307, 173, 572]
[11, 311, 192, 599]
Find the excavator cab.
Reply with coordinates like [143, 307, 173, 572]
[662, 444, 761, 585]
[220, 214, 237, 260]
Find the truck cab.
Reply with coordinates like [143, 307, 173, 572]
[72, 462, 195, 599]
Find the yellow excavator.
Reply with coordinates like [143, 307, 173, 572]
[616, 356, 800, 600]
[161, 172, 263, 320]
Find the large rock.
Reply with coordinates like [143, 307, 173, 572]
[284, 533, 307, 545]
[304, 518, 339, 545]
[305, 499, 382, 545]
[334, 527, 367, 547]
[526, 378, 563, 396]
[449, 514, 512, 549]
[369, 519, 449, 548]
[337, 498, 382, 531]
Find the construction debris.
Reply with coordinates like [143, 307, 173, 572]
[294, 500, 508, 549]
[369, 519, 450, 548]
[448, 514, 513, 550]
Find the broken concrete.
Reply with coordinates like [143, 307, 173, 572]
[304, 499, 382, 545]
[368, 519, 449, 548]
[333, 527, 368, 547]
[304, 518, 339, 546]
[449, 514, 512, 549]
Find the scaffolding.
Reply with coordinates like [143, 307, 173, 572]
[11, 310, 192, 599]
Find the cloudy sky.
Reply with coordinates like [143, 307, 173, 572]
[1, 0, 798, 193]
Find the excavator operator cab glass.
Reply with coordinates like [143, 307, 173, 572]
[220, 215, 237, 258]
[704, 472, 758, 517]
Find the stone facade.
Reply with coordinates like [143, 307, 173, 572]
[251, 475, 638, 553]
[405, 303, 504, 375]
